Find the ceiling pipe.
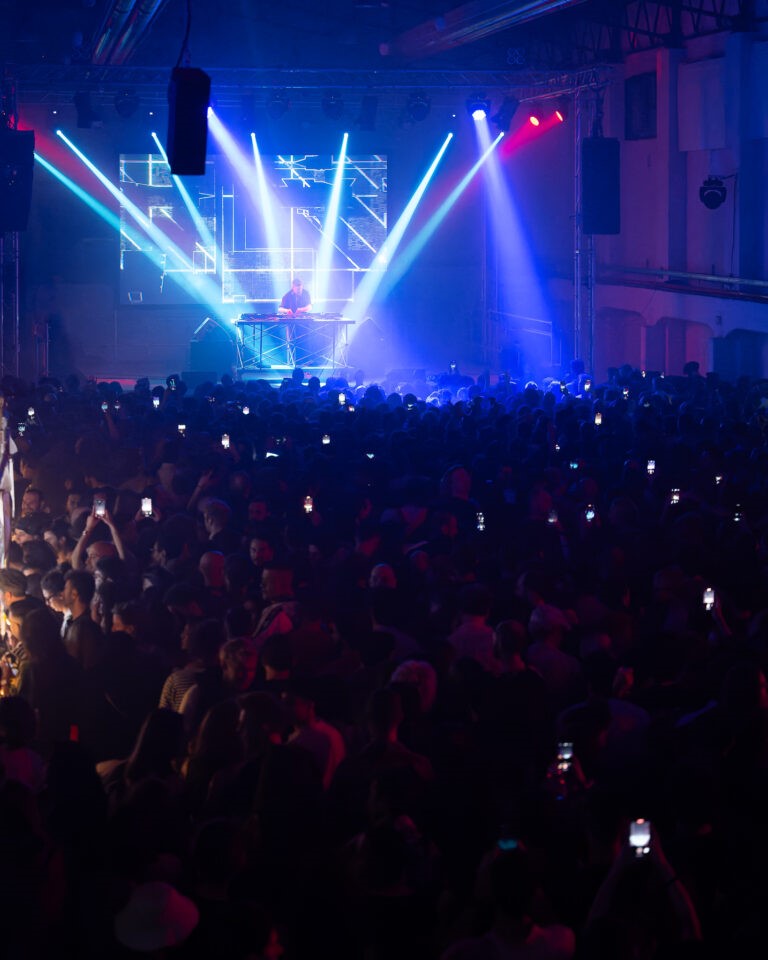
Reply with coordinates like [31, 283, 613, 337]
[91, 0, 138, 64]
[388, 0, 590, 59]
[110, 0, 171, 65]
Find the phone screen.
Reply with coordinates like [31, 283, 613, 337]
[141, 497, 153, 517]
[629, 818, 651, 857]
[94, 498, 106, 518]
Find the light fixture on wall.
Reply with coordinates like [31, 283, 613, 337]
[465, 95, 490, 120]
[491, 96, 518, 131]
[699, 176, 726, 210]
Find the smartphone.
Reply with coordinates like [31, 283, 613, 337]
[17, 423, 25, 435]
[27, 407, 35, 419]
[583, 379, 592, 393]
[449, 361, 457, 374]
[629, 818, 651, 858]
[714, 474, 722, 485]
[303, 495, 314, 514]
[569, 460, 579, 471]
[703, 587, 715, 611]
[114, 400, 121, 411]
[734, 506, 743, 523]
[366, 452, 375, 460]
[338, 392, 346, 405]
[169, 378, 177, 391]
[476, 511, 486, 532]
[94, 497, 106, 518]
[178, 424, 186, 436]
[670, 488, 680, 505]
[647, 459, 656, 476]
[152, 396, 160, 409]
[547, 509, 558, 525]
[557, 741, 573, 761]
[101, 401, 108, 413]
[266, 451, 279, 459]
[585, 505, 596, 523]
[622, 387, 629, 399]
[322, 434, 331, 446]
[594, 411, 602, 426]
[221, 433, 230, 450]
[242, 405, 250, 416]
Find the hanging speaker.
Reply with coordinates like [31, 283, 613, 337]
[581, 137, 620, 235]
[0, 128, 35, 233]
[166, 67, 211, 176]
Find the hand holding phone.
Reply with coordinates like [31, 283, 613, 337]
[141, 497, 153, 518]
[94, 497, 107, 519]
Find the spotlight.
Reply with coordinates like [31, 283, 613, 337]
[405, 92, 430, 123]
[74, 91, 100, 129]
[466, 95, 490, 120]
[114, 89, 139, 119]
[554, 97, 569, 123]
[699, 176, 727, 210]
[491, 96, 519, 132]
[322, 92, 344, 120]
[266, 92, 290, 120]
[527, 105, 542, 127]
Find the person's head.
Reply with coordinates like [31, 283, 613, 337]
[186, 618, 225, 664]
[22, 539, 57, 576]
[40, 569, 66, 614]
[249, 535, 275, 567]
[199, 551, 225, 588]
[0, 568, 27, 607]
[369, 563, 397, 590]
[63, 569, 96, 615]
[7, 597, 44, 644]
[261, 565, 294, 602]
[219, 637, 259, 692]
[85, 539, 116, 573]
[291, 278, 303, 292]
[20, 487, 45, 517]
[528, 603, 571, 645]
[202, 499, 232, 536]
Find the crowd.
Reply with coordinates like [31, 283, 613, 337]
[0, 359, 767, 958]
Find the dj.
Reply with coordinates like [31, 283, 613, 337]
[278, 278, 313, 317]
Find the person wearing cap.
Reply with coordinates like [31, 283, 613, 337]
[278, 277, 313, 317]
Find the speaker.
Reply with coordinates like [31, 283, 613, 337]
[582, 137, 620, 235]
[166, 67, 211, 176]
[0, 129, 35, 233]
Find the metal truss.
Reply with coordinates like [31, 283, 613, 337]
[511, 0, 761, 70]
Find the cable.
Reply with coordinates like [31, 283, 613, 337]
[175, 0, 193, 69]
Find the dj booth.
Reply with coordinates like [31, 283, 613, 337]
[234, 314, 355, 371]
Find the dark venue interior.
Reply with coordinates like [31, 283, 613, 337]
[1, 1, 768, 957]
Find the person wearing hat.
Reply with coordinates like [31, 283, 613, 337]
[278, 277, 313, 317]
